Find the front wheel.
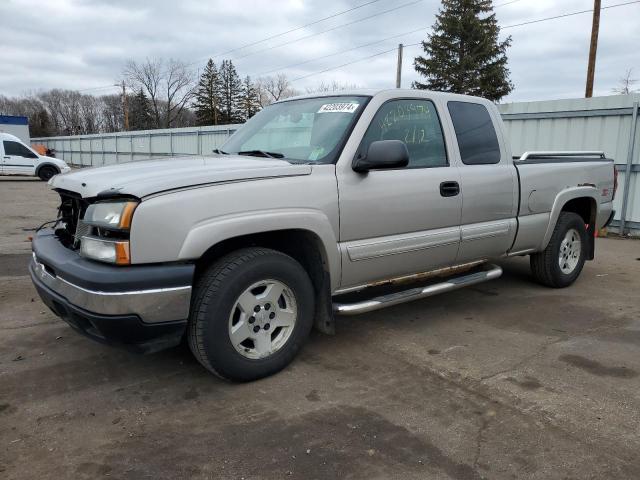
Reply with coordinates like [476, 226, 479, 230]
[38, 166, 58, 181]
[530, 212, 588, 288]
[188, 247, 315, 381]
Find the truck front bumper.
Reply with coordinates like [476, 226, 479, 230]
[29, 230, 194, 353]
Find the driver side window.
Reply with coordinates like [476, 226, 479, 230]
[358, 99, 447, 168]
[4, 141, 38, 158]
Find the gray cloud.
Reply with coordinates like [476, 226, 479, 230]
[0, 0, 638, 101]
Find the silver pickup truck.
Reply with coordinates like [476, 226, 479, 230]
[30, 89, 617, 381]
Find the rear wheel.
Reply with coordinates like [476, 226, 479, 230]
[188, 247, 315, 381]
[38, 166, 58, 181]
[530, 212, 588, 288]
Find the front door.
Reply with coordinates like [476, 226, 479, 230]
[2, 140, 38, 175]
[337, 98, 462, 289]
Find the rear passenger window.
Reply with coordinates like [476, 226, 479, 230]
[448, 102, 501, 165]
[358, 99, 447, 168]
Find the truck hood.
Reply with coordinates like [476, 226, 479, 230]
[49, 155, 312, 198]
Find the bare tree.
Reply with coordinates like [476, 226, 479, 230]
[101, 94, 124, 133]
[256, 74, 299, 107]
[78, 94, 103, 134]
[305, 80, 361, 94]
[39, 89, 83, 135]
[612, 69, 639, 95]
[124, 58, 196, 128]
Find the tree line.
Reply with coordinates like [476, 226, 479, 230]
[0, 58, 304, 137]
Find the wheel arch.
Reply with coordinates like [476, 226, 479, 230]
[35, 162, 60, 177]
[541, 188, 598, 259]
[186, 221, 339, 335]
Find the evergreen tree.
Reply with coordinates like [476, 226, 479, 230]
[129, 88, 153, 130]
[193, 59, 223, 126]
[219, 59, 243, 124]
[413, 0, 513, 101]
[239, 76, 261, 121]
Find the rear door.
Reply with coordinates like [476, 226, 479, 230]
[446, 101, 518, 262]
[336, 97, 462, 289]
[2, 140, 38, 175]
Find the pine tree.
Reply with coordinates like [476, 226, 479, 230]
[193, 59, 222, 126]
[219, 59, 243, 124]
[239, 76, 261, 121]
[129, 88, 153, 130]
[413, 0, 513, 101]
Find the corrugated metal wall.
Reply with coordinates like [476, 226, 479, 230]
[32, 94, 640, 235]
[498, 94, 640, 235]
[32, 124, 241, 167]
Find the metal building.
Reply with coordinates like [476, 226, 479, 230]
[0, 115, 30, 143]
[498, 93, 639, 236]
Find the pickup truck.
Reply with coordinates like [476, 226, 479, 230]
[29, 89, 617, 381]
[1, 132, 70, 180]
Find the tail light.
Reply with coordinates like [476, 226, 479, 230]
[613, 165, 618, 199]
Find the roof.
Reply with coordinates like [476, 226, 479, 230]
[0, 132, 23, 142]
[277, 88, 490, 104]
[0, 115, 28, 125]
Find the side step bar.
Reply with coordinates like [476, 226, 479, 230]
[333, 264, 503, 316]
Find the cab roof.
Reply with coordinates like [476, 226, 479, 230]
[277, 88, 490, 104]
[0, 132, 23, 142]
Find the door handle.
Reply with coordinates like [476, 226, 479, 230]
[3, 156, 9, 160]
[439, 181, 460, 197]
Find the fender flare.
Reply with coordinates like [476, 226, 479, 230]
[177, 208, 341, 291]
[540, 186, 599, 250]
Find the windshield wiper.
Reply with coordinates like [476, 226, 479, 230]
[212, 148, 228, 154]
[237, 149, 284, 159]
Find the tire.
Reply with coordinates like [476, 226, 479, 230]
[38, 166, 58, 181]
[188, 247, 315, 381]
[530, 212, 588, 288]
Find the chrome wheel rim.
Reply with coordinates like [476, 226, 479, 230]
[559, 228, 581, 274]
[228, 279, 297, 360]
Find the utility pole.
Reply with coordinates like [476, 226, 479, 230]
[115, 80, 130, 130]
[585, 0, 601, 98]
[396, 43, 404, 88]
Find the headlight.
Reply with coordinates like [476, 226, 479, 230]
[83, 201, 138, 230]
[80, 236, 130, 265]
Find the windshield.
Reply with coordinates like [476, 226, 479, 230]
[221, 95, 369, 164]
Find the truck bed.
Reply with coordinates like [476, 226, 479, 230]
[510, 151, 615, 255]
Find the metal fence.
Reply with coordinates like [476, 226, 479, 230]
[33, 93, 640, 235]
[498, 93, 640, 235]
[32, 124, 241, 166]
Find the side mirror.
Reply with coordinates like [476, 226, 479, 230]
[352, 140, 409, 173]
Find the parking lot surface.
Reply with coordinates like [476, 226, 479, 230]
[1, 177, 639, 479]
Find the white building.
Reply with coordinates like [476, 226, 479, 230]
[0, 115, 30, 144]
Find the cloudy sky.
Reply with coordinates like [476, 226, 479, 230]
[1, 0, 638, 102]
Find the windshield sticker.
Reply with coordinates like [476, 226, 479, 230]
[317, 103, 359, 114]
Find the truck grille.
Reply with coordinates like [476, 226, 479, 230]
[74, 220, 91, 246]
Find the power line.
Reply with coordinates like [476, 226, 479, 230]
[253, 26, 428, 77]
[288, 0, 640, 84]
[65, 0, 640, 93]
[228, 0, 424, 64]
[494, 0, 525, 8]
[291, 43, 421, 82]
[251, 0, 526, 78]
[502, 0, 640, 29]
[77, 85, 119, 93]
[187, 0, 384, 66]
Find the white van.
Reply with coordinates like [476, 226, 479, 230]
[1, 133, 70, 181]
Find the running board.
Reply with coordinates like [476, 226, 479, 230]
[333, 264, 503, 316]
